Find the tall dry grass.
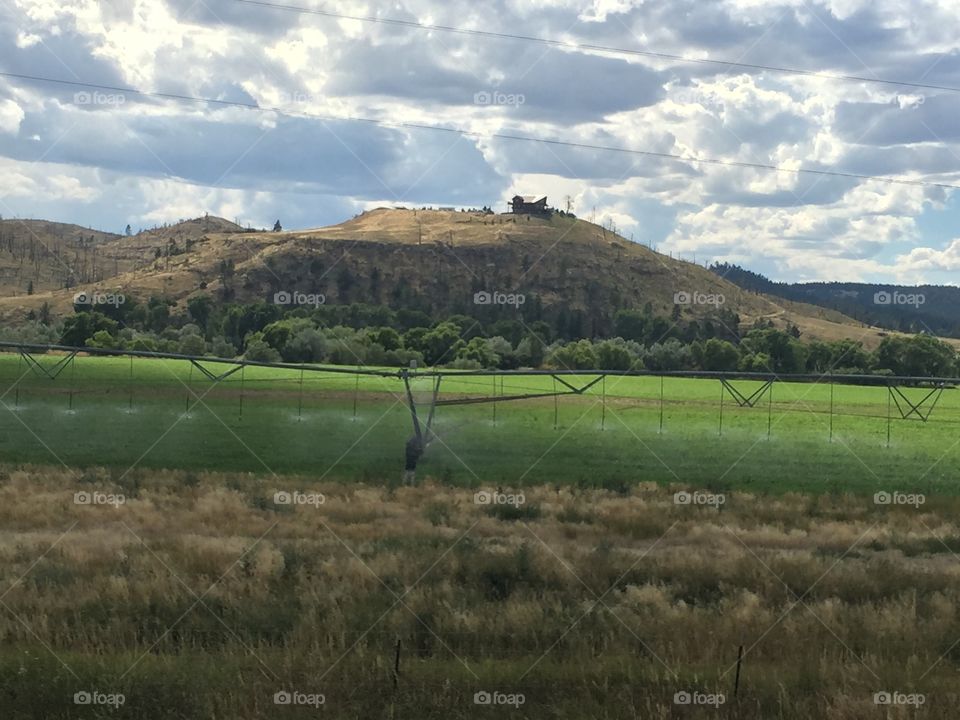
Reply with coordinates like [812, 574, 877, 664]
[1, 465, 959, 718]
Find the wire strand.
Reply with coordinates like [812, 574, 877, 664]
[2, 70, 957, 191]
[232, 0, 960, 95]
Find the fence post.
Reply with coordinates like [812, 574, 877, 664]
[733, 644, 744, 697]
[15, 351, 21, 408]
[353, 369, 359, 419]
[297, 366, 304, 420]
[718, 381, 724, 436]
[68, 352, 76, 412]
[238, 365, 244, 420]
[553, 378, 558, 430]
[492, 375, 497, 426]
[601, 375, 606, 430]
[128, 354, 134, 412]
[393, 638, 401, 689]
[185, 361, 193, 414]
[829, 379, 834, 442]
[767, 381, 773, 438]
[886, 385, 891, 448]
[659, 375, 664, 433]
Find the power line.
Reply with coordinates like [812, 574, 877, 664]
[232, 0, 960, 96]
[2, 70, 959, 191]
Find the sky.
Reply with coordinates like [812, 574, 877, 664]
[1, 0, 960, 285]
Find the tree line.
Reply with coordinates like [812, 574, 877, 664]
[3, 294, 958, 378]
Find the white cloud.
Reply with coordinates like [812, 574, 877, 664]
[0, 99, 25, 134]
[47, 174, 100, 201]
[897, 239, 960, 272]
[0, 0, 959, 284]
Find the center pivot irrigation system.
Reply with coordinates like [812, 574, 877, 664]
[2, 341, 957, 461]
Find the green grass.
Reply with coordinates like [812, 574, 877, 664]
[0, 352, 957, 495]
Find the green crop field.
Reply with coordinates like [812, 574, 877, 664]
[0, 352, 956, 496]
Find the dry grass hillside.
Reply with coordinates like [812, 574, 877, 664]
[0, 219, 122, 295]
[0, 208, 923, 349]
[0, 215, 243, 298]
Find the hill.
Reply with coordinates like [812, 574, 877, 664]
[0, 215, 245, 299]
[0, 208, 925, 350]
[711, 263, 960, 339]
[0, 219, 121, 296]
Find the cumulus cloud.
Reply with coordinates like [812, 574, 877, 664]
[898, 239, 960, 272]
[0, 99, 25, 134]
[0, 0, 958, 283]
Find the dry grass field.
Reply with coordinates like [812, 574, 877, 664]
[2, 465, 960, 718]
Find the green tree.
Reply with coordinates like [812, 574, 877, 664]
[740, 329, 807, 373]
[595, 339, 634, 371]
[701, 339, 740, 371]
[243, 332, 281, 362]
[178, 334, 206, 356]
[515, 334, 545, 368]
[210, 336, 237, 358]
[60, 312, 118, 347]
[187, 294, 213, 335]
[146, 296, 174, 333]
[38, 302, 52, 326]
[644, 339, 691, 371]
[456, 337, 499, 367]
[368, 327, 402, 352]
[884, 335, 957, 376]
[548, 340, 598, 370]
[420, 322, 463, 366]
[84, 330, 118, 350]
[284, 327, 328, 363]
[486, 336, 518, 369]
